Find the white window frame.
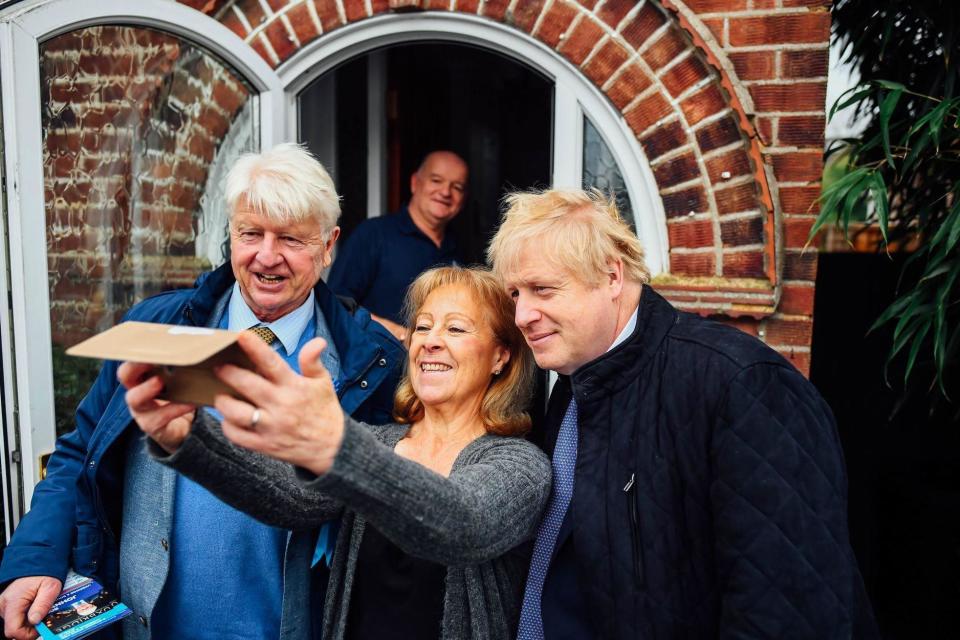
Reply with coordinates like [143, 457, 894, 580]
[0, 0, 286, 524]
[279, 12, 669, 273]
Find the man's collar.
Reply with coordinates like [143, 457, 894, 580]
[226, 282, 315, 356]
[397, 205, 457, 251]
[607, 305, 639, 353]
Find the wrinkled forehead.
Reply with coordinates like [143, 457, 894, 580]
[231, 205, 329, 235]
[495, 239, 587, 289]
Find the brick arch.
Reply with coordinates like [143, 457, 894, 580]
[183, 0, 779, 310]
[177, 0, 831, 373]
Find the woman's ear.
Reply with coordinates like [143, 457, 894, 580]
[492, 346, 511, 375]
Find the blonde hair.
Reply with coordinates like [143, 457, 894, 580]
[393, 266, 534, 437]
[487, 188, 651, 286]
[226, 142, 341, 231]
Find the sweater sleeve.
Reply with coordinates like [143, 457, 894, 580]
[710, 362, 862, 639]
[151, 411, 345, 530]
[300, 416, 552, 567]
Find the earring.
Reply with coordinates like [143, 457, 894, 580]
[493, 368, 502, 376]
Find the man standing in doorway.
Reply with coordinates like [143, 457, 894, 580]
[488, 188, 877, 639]
[327, 150, 468, 341]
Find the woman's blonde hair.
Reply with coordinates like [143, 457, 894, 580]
[393, 266, 534, 437]
[487, 188, 651, 286]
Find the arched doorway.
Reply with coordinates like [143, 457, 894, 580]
[280, 12, 670, 275]
[300, 42, 553, 264]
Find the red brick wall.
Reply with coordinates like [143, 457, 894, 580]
[186, 0, 828, 373]
[42, 26, 251, 346]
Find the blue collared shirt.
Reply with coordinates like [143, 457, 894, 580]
[227, 282, 315, 356]
[152, 287, 326, 640]
[326, 206, 459, 323]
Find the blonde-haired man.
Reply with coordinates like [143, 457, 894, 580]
[488, 189, 876, 639]
[0, 144, 404, 640]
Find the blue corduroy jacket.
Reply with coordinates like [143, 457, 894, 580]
[0, 264, 404, 632]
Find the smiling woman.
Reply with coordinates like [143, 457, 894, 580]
[120, 265, 550, 640]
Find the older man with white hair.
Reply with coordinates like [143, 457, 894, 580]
[0, 144, 404, 640]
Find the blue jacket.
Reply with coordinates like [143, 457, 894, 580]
[0, 263, 404, 599]
[536, 286, 878, 639]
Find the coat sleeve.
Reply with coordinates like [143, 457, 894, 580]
[157, 413, 552, 567]
[0, 358, 122, 586]
[302, 417, 552, 567]
[710, 362, 863, 639]
[151, 411, 345, 530]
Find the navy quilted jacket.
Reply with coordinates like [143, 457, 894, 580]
[538, 286, 877, 639]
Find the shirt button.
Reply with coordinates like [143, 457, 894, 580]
[359, 380, 368, 389]
[138, 615, 148, 627]
[160, 538, 169, 551]
[378, 358, 387, 367]
[88, 460, 96, 468]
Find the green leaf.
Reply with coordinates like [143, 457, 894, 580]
[829, 85, 874, 122]
[875, 79, 908, 91]
[870, 292, 914, 333]
[879, 88, 904, 169]
[870, 173, 890, 244]
[904, 320, 932, 383]
[946, 199, 960, 253]
[809, 167, 873, 244]
[901, 134, 930, 176]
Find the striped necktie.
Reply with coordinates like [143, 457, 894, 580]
[516, 397, 579, 639]
[248, 325, 278, 346]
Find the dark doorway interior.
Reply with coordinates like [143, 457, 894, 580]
[385, 43, 552, 264]
[299, 43, 553, 265]
[810, 252, 960, 639]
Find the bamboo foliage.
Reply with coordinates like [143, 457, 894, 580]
[816, 0, 959, 402]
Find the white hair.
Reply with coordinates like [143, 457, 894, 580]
[225, 142, 341, 231]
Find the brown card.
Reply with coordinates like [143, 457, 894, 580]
[66, 321, 254, 406]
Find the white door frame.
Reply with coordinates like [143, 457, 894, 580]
[0, 0, 286, 523]
[278, 12, 669, 274]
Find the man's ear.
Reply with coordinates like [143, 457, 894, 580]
[322, 226, 341, 267]
[410, 170, 421, 197]
[607, 258, 625, 298]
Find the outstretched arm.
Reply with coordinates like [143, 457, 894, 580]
[186, 332, 551, 565]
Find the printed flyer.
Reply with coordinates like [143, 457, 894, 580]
[35, 571, 131, 640]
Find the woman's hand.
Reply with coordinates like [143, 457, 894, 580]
[118, 362, 196, 454]
[213, 332, 345, 476]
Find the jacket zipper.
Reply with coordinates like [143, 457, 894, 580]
[623, 472, 645, 586]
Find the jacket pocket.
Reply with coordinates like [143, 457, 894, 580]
[71, 539, 102, 577]
[623, 472, 645, 587]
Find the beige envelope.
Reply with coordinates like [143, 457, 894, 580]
[66, 321, 254, 406]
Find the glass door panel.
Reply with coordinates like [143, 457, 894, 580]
[40, 26, 259, 436]
[583, 116, 636, 229]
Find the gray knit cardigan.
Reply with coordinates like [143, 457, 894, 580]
[153, 412, 552, 640]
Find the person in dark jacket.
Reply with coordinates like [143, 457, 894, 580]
[487, 188, 877, 639]
[327, 150, 468, 341]
[0, 143, 404, 640]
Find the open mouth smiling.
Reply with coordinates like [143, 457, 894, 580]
[420, 363, 453, 372]
[256, 273, 285, 283]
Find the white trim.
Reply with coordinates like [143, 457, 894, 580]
[0, 0, 285, 514]
[0, 28, 22, 531]
[552, 83, 583, 189]
[366, 50, 387, 218]
[278, 12, 668, 274]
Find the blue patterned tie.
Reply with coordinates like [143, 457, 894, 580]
[517, 398, 579, 639]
